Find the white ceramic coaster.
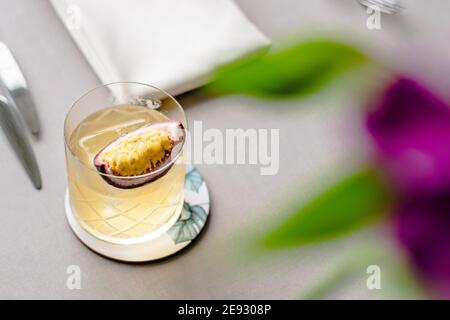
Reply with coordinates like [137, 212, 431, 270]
[65, 165, 210, 262]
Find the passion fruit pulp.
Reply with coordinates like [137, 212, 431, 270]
[94, 121, 185, 188]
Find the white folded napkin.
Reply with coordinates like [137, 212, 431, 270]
[50, 0, 270, 96]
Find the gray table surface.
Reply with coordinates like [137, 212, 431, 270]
[1, 0, 449, 299]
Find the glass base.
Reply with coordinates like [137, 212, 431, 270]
[65, 165, 210, 262]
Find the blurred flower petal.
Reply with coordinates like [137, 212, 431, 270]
[367, 78, 450, 195]
[368, 77, 450, 297]
[395, 193, 450, 298]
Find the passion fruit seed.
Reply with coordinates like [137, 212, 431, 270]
[100, 130, 173, 176]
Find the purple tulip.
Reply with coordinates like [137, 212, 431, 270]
[367, 78, 450, 297]
[367, 78, 450, 196]
[395, 193, 450, 298]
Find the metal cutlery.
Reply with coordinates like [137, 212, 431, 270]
[0, 42, 41, 189]
[0, 95, 41, 189]
[0, 42, 40, 135]
[357, 0, 403, 14]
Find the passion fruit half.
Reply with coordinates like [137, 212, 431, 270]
[94, 121, 185, 188]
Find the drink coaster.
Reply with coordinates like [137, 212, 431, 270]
[65, 165, 210, 262]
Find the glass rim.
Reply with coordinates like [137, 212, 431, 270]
[64, 81, 187, 180]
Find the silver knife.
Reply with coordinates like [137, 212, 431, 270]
[0, 42, 40, 134]
[0, 95, 42, 189]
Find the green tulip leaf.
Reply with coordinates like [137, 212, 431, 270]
[206, 39, 368, 99]
[263, 169, 391, 249]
